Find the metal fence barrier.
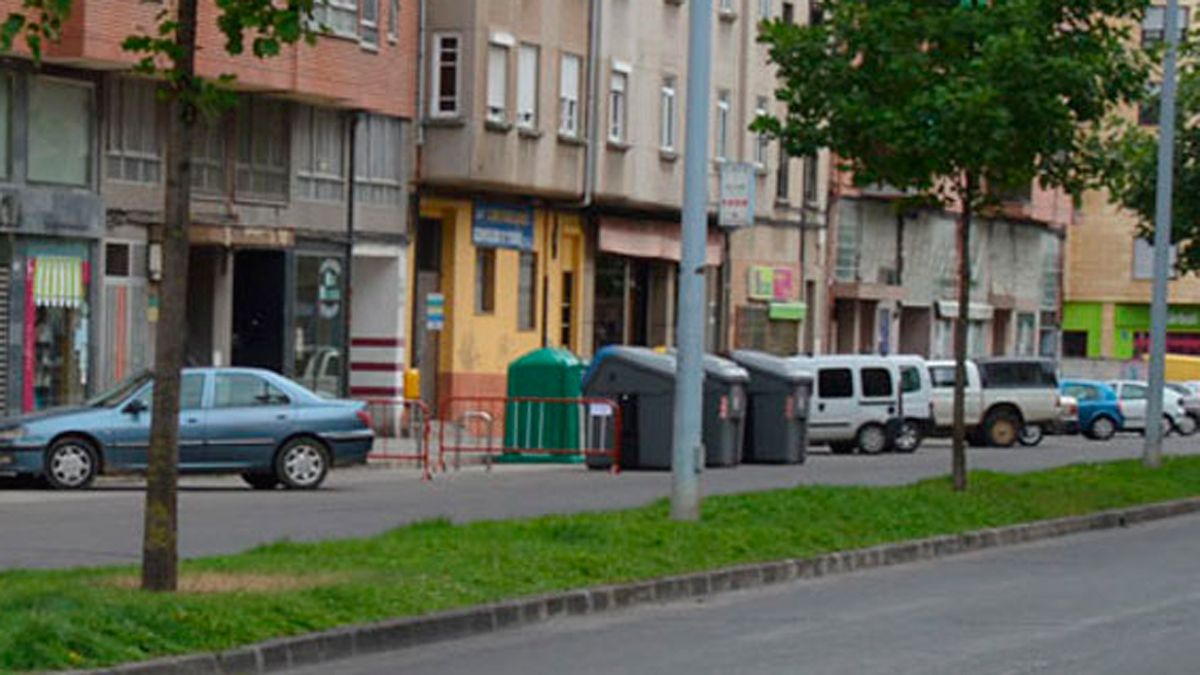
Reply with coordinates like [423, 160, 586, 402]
[362, 398, 432, 480]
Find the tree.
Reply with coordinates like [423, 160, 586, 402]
[755, 0, 1149, 490]
[1, 0, 318, 591]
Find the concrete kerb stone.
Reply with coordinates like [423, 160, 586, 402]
[81, 496, 1200, 675]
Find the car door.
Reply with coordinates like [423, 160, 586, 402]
[810, 367, 855, 442]
[1117, 383, 1148, 429]
[204, 372, 296, 468]
[104, 373, 208, 469]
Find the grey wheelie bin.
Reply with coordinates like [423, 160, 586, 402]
[699, 354, 750, 467]
[730, 350, 814, 464]
[582, 346, 677, 470]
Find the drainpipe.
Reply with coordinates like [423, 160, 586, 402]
[577, 0, 602, 209]
[416, 0, 428, 151]
[343, 111, 362, 399]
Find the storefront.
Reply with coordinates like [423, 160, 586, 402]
[1063, 302, 1200, 360]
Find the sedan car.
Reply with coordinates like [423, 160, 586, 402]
[0, 368, 374, 490]
[1167, 382, 1200, 429]
[1060, 379, 1124, 441]
[1107, 380, 1195, 437]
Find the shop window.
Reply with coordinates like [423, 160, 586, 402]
[517, 251, 537, 332]
[28, 77, 91, 186]
[106, 77, 161, 183]
[296, 105, 345, 202]
[294, 256, 345, 398]
[213, 373, 290, 408]
[475, 249, 496, 315]
[235, 97, 289, 201]
[355, 114, 404, 205]
[27, 256, 90, 412]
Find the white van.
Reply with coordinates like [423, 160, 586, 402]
[889, 355, 934, 453]
[790, 355, 902, 455]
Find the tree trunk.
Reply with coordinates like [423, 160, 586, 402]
[951, 172, 976, 493]
[142, 0, 198, 593]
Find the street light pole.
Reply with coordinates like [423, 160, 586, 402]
[672, 0, 714, 521]
[1145, 0, 1182, 469]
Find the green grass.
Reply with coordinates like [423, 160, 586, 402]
[6, 456, 1200, 672]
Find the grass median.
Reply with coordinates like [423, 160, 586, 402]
[6, 456, 1200, 672]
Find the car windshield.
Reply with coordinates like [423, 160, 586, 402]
[87, 371, 153, 408]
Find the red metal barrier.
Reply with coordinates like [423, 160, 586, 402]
[438, 396, 621, 474]
[362, 398, 432, 480]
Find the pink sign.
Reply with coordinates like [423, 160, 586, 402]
[772, 268, 794, 302]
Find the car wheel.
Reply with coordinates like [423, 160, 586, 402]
[241, 473, 280, 490]
[275, 437, 330, 490]
[828, 441, 855, 455]
[893, 421, 922, 454]
[1087, 416, 1117, 441]
[983, 409, 1021, 448]
[1017, 424, 1044, 447]
[44, 436, 99, 490]
[1174, 414, 1198, 437]
[856, 424, 888, 455]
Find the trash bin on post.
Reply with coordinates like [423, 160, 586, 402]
[730, 350, 814, 464]
[700, 354, 750, 467]
[582, 346, 677, 470]
[503, 347, 585, 463]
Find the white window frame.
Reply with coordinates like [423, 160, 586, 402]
[609, 70, 627, 143]
[486, 42, 510, 124]
[295, 105, 346, 203]
[758, 0, 771, 20]
[660, 77, 677, 151]
[715, 90, 730, 162]
[431, 32, 462, 118]
[360, 0, 379, 48]
[516, 43, 540, 129]
[559, 53, 582, 137]
[387, 0, 399, 42]
[106, 77, 162, 184]
[753, 96, 769, 168]
[355, 114, 405, 205]
[314, 0, 359, 38]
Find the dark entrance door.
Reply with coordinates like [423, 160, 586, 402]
[412, 218, 443, 409]
[232, 250, 286, 372]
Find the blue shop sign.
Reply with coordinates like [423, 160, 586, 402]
[473, 202, 534, 251]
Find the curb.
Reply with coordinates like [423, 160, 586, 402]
[84, 496, 1200, 675]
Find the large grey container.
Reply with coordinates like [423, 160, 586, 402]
[582, 347, 678, 470]
[730, 350, 814, 464]
[699, 353, 750, 467]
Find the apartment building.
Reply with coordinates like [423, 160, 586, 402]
[415, 0, 829, 405]
[0, 0, 418, 413]
[1063, 3, 1197, 367]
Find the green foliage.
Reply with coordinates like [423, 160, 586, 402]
[754, 0, 1151, 206]
[0, 0, 70, 61]
[4, 457, 1200, 671]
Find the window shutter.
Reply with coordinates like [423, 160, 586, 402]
[517, 45, 538, 127]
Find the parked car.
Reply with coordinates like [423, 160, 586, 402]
[927, 358, 1060, 448]
[889, 355, 934, 453]
[1166, 382, 1200, 430]
[1041, 393, 1079, 439]
[1059, 379, 1124, 441]
[1107, 380, 1194, 436]
[790, 355, 901, 455]
[0, 368, 374, 490]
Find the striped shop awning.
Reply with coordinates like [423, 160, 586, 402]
[33, 256, 85, 309]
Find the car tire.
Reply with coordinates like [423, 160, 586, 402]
[1086, 415, 1117, 441]
[1017, 424, 1044, 447]
[828, 441, 855, 455]
[893, 421, 923, 454]
[983, 409, 1021, 448]
[1174, 414, 1198, 437]
[274, 437, 330, 490]
[856, 424, 888, 455]
[43, 436, 100, 490]
[241, 473, 280, 490]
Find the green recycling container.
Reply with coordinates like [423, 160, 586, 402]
[502, 348, 585, 463]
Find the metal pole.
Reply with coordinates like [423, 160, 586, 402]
[672, 0, 714, 521]
[1145, 0, 1181, 469]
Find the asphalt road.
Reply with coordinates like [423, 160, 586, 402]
[293, 511, 1200, 675]
[2, 434, 1198, 570]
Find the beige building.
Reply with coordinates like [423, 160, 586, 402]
[414, 0, 829, 404]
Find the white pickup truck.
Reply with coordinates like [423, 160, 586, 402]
[927, 358, 1061, 447]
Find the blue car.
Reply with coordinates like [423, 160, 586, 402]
[0, 368, 374, 490]
[1060, 379, 1124, 441]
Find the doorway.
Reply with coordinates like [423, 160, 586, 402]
[232, 250, 286, 372]
[412, 217, 443, 408]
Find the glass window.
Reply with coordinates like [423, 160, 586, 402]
[803, 155, 819, 203]
[29, 77, 91, 186]
[609, 71, 627, 142]
[355, 114, 404, 205]
[106, 77, 161, 183]
[213, 373, 290, 408]
[296, 106, 345, 202]
[360, 0, 379, 46]
[929, 366, 955, 389]
[518, 251, 536, 331]
[1122, 384, 1147, 401]
[818, 368, 853, 399]
[517, 44, 539, 128]
[660, 77, 677, 150]
[132, 373, 206, 410]
[900, 366, 922, 393]
[777, 150, 791, 201]
[715, 90, 730, 161]
[191, 113, 227, 195]
[0, 75, 10, 178]
[388, 0, 399, 39]
[861, 368, 893, 397]
[487, 43, 509, 123]
[294, 256, 346, 398]
[28, 255, 90, 412]
[432, 33, 461, 117]
[314, 0, 359, 37]
[759, 0, 771, 19]
[475, 248, 495, 314]
[235, 97, 289, 201]
[754, 97, 769, 167]
[559, 53, 582, 136]
[1142, 5, 1189, 46]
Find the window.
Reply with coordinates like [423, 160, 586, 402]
[1065, 384, 1099, 402]
[929, 366, 955, 388]
[475, 248, 495, 314]
[518, 251, 537, 331]
[978, 360, 1057, 389]
[191, 114, 227, 195]
[776, 151, 790, 201]
[213, 373, 290, 408]
[388, 0, 399, 41]
[715, 90, 730, 161]
[782, 1, 794, 23]
[29, 77, 91, 186]
[106, 78, 161, 183]
[235, 98, 289, 201]
[861, 368, 893, 397]
[360, 0, 379, 47]
[105, 243, 131, 277]
[900, 366, 922, 394]
[754, 97, 769, 167]
[1132, 236, 1178, 280]
[1062, 331, 1088, 358]
[487, 43, 509, 123]
[1017, 312, 1037, 356]
[1121, 384, 1147, 401]
[660, 77, 677, 151]
[719, 0, 734, 13]
[609, 70, 627, 142]
[809, 1, 825, 25]
[517, 44, 539, 128]
[803, 155, 819, 203]
[817, 368, 853, 399]
[431, 33, 461, 118]
[559, 53, 582, 136]
[355, 114, 404, 204]
[1140, 81, 1161, 127]
[295, 106, 345, 202]
[314, 0, 359, 37]
[1142, 5, 1189, 46]
[132, 374, 206, 411]
[759, 0, 771, 20]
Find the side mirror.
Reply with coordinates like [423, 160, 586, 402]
[123, 399, 148, 416]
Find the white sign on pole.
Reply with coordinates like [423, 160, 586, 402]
[719, 162, 757, 228]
